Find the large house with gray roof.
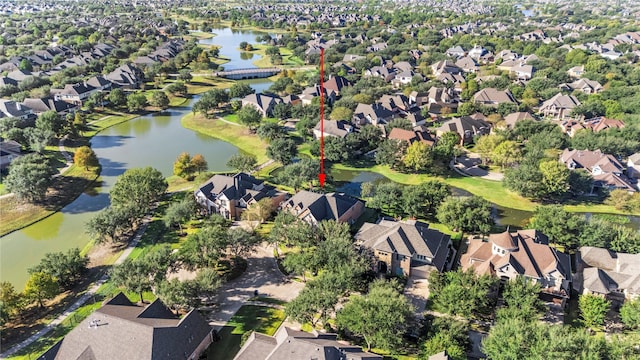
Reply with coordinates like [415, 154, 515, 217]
[39, 293, 214, 360]
[560, 148, 636, 192]
[195, 173, 287, 220]
[281, 190, 364, 226]
[234, 324, 382, 360]
[577, 246, 640, 303]
[461, 230, 572, 297]
[356, 219, 456, 278]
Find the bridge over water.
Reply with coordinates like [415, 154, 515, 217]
[215, 67, 281, 80]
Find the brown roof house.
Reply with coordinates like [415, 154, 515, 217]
[281, 190, 364, 226]
[388, 126, 435, 147]
[356, 219, 456, 278]
[539, 93, 581, 120]
[583, 117, 625, 133]
[38, 293, 214, 360]
[313, 120, 353, 139]
[436, 116, 491, 144]
[195, 173, 287, 220]
[559, 78, 603, 94]
[560, 149, 636, 192]
[473, 88, 517, 107]
[461, 230, 572, 297]
[241, 93, 282, 117]
[234, 324, 382, 360]
[577, 246, 640, 303]
[502, 111, 535, 129]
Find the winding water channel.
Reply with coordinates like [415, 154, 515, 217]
[1, 28, 638, 290]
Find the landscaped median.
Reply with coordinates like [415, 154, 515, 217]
[181, 112, 270, 164]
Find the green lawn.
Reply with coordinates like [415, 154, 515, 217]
[181, 113, 269, 164]
[207, 305, 286, 360]
[251, 44, 304, 68]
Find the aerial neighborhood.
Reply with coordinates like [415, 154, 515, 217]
[1, 0, 640, 359]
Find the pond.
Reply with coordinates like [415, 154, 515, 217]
[0, 28, 276, 290]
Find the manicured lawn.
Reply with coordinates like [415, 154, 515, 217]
[251, 44, 304, 68]
[181, 113, 269, 164]
[222, 113, 240, 124]
[188, 77, 235, 94]
[207, 305, 286, 360]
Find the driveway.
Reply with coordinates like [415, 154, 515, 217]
[206, 244, 304, 330]
[404, 276, 430, 317]
[452, 153, 504, 181]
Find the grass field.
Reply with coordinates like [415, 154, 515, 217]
[181, 113, 269, 164]
[207, 305, 286, 360]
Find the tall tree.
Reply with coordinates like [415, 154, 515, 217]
[164, 198, 195, 234]
[226, 153, 257, 173]
[173, 152, 194, 178]
[337, 279, 414, 351]
[150, 91, 170, 109]
[579, 294, 610, 330]
[24, 272, 59, 308]
[620, 298, 640, 330]
[110, 167, 167, 214]
[236, 105, 262, 130]
[190, 154, 208, 173]
[266, 138, 297, 165]
[179, 224, 229, 269]
[228, 82, 255, 98]
[403, 141, 433, 172]
[28, 248, 88, 290]
[436, 196, 494, 233]
[74, 146, 99, 170]
[529, 205, 585, 249]
[4, 153, 56, 203]
[126, 93, 148, 112]
[110, 259, 152, 303]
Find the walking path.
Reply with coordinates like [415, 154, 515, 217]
[0, 213, 153, 359]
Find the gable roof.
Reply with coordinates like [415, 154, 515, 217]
[196, 172, 277, 205]
[436, 116, 490, 138]
[560, 149, 624, 174]
[540, 93, 581, 111]
[39, 293, 212, 360]
[388, 127, 434, 146]
[473, 88, 516, 105]
[282, 191, 363, 224]
[580, 246, 640, 297]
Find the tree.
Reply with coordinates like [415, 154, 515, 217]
[429, 269, 497, 318]
[257, 122, 285, 142]
[266, 138, 297, 165]
[475, 134, 505, 165]
[110, 167, 167, 213]
[0, 282, 21, 324]
[179, 223, 229, 269]
[241, 197, 276, 224]
[227, 227, 260, 259]
[620, 299, 640, 330]
[226, 153, 257, 172]
[74, 146, 99, 170]
[24, 272, 59, 308]
[387, 118, 413, 131]
[166, 82, 188, 96]
[579, 294, 610, 330]
[433, 132, 460, 160]
[178, 69, 193, 83]
[126, 92, 148, 112]
[275, 158, 319, 190]
[150, 91, 170, 109]
[539, 159, 569, 196]
[24, 127, 54, 153]
[164, 198, 195, 234]
[490, 140, 521, 168]
[375, 139, 406, 169]
[403, 141, 433, 171]
[36, 111, 63, 136]
[108, 88, 127, 107]
[529, 205, 585, 249]
[110, 259, 152, 303]
[28, 248, 88, 290]
[173, 152, 194, 178]
[497, 276, 544, 322]
[4, 153, 56, 203]
[237, 105, 262, 130]
[229, 82, 255, 98]
[272, 102, 291, 120]
[156, 279, 198, 315]
[336, 279, 414, 351]
[329, 106, 353, 121]
[421, 317, 469, 360]
[436, 196, 494, 233]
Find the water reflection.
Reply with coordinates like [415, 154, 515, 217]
[21, 212, 64, 240]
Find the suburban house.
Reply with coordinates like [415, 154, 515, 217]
[0, 139, 22, 170]
[313, 119, 353, 139]
[628, 152, 640, 179]
[0, 99, 34, 120]
[364, 66, 396, 82]
[53, 83, 97, 105]
[559, 78, 603, 94]
[299, 85, 336, 105]
[241, 93, 282, 117]
[194, 173, 287, 220]
[234, 324, 382, 360]
[560, 148, 636, 192]
[356, 219, 456, 278]
[445, 45, 466, 58]
[461, 230, 572, 297]
[577, 246, 640, 303]
[38, 293, 214, 360]
[388, 126, 434, 146]
[352, 103, 396, 126]
[502, 111, 535, 129]
[105, 63, 144, 89]
[431, 60, 462, 76]
[539, 93, 581, 120]
[583, 117, 625, 133]
[323, 75, 351, 95]
[567, 65, 585, 78]
[455, 56, 479, 73]
[436, 116, 491, 144]
[23, 97, 78, 115]
[429, 351, 453, 360]
[280, 190, 364, 226]
[473, 88, 517, 107]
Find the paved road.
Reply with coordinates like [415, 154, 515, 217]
[207, 244, 304, 330]
[0, 213, 153, 359]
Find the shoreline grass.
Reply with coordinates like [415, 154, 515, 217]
[181, 113, 269, 164]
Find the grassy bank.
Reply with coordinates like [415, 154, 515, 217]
[251, 44, 304, 68]
[331, 162, 639, 216]
[181, 113, 269, 164]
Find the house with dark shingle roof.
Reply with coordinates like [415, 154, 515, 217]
[313, 119, 353, 139]
[38, 293, 214, 360]
[0, 99, 34, 120]
[461, 230, 572, 297]
[241, 93, 282, 117]
[577, 246, 640, 302]
[23, 97, 78, 115]
[473, 88, 517, 107]
[53, 83, 97, 105]
[539, 93, 581, 120]
[281, 190, 364, 226]
[435, 116, 490, 144]
[234, 324, 382, 360]
[352, 103, 396, 126]
[195, 172, 287, 220]
[356, 219, 456, 278]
